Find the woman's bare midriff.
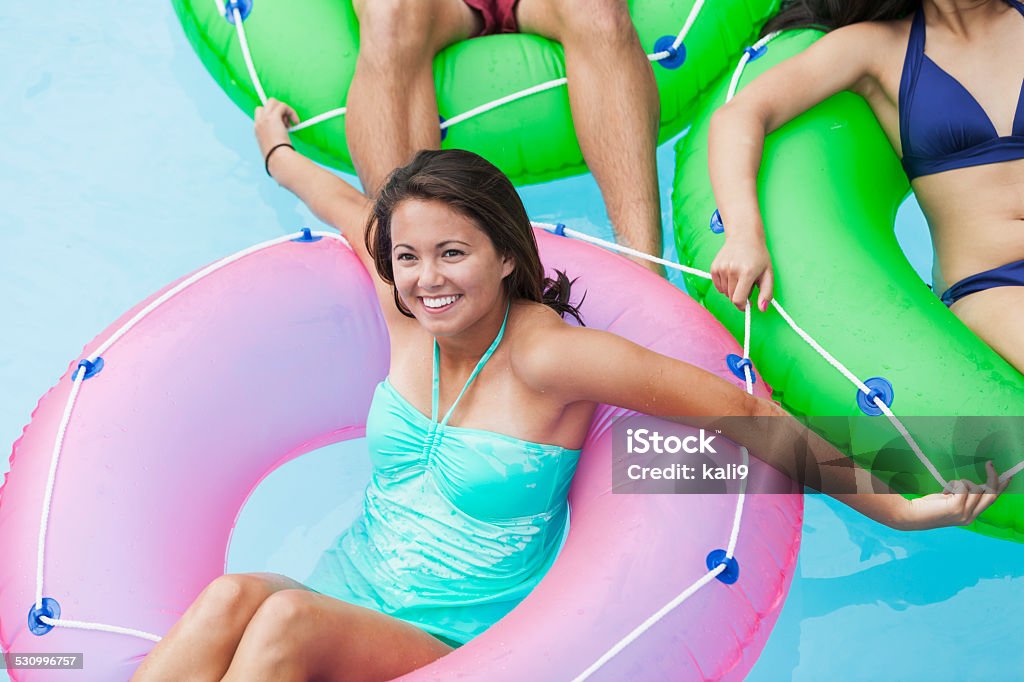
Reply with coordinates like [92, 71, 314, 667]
[912, 161, 1024, 371]
[912, 158, 1024, 291]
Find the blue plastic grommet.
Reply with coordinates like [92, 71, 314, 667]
[553, 223, 566, 237]
[706, 549, 740, 584]
[857, 376, 894, 416]
[710, 208, 725, 234]
[439, 115, 448, 142]
[224, 0, 253, 24]
[726, 353, 756, 384]
[744, 44, 767, 62]
[653, 35, 687, 69]
[72, 356, 104, 382]
[291, 227, 322, 243]
[28, 597, 60, 636]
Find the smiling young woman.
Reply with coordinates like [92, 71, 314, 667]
[129, 98, 1011, 682]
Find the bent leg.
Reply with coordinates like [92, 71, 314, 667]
[130, 573, 311, 682]
[950, 286, 1024, 373]
[517, 0, 665, 276]
[348, 0, 479, 197]
[221, 589, 453, 682]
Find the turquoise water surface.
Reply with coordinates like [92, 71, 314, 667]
[2, 4, 1022, 681]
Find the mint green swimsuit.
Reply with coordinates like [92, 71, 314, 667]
[306, 305, 582, 646]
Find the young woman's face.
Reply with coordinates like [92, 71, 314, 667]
[390, 198, 514, 337]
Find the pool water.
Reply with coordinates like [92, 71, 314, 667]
[2, 4, 1021, 680]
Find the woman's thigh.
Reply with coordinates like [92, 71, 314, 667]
[228, 587, 454, 681]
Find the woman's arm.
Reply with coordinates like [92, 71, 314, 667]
[744, 399, 1010, 531]
[254, 99, 414, 331]
[255, 100, 370, 256]
[516, 322, 1011, 531]
[709, 23, 892, 310]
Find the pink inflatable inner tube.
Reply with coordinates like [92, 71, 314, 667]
[0, 228, 802, 680]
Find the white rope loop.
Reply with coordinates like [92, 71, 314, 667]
[35, 366, 86, 609]
[726, 32, 777, 102]
[231, 6, 267, 105]
[571, 562, 728, 682]
[440, 78, 568, 131]
[30, 230, 345, 643]
[39, 616, 162, 643]
[214, 0, 710, 136]
[538, 216, 751, 680]
[289, 107, 347, 133]
[648, 0, 705, 62]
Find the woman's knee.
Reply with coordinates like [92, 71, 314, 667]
[189, 574, 277, 623]
[240, 590, 326, 653]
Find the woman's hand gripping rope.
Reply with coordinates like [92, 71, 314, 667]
[254, 98, 300, 174]
[896, 460, 1014, 531]
[710, 230, 775, 312]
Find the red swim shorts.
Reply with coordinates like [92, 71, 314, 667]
[464, 0, 520, 37]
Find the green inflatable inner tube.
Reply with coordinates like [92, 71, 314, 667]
[673, 30, 1024, 544]
[174, 0, 777, 184]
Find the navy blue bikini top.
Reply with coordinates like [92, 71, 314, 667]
[899, 0, 1024, 180]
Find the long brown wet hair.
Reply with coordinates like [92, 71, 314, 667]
[761, 0, 919, 35]
[365, 149, 585, 325]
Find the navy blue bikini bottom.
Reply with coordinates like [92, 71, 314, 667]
[941, 259, 1024, 306]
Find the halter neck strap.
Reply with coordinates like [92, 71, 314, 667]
[431, 301, 512, 426]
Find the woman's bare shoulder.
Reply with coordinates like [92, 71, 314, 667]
[507, 300, 573, 344]
[802, 18, 911, 99]
[865, 15, 915, 57]
[856, 17, 914, 99]
[506, 301, 579, 388]
[824, 15, 910, 43]
[815, 18, 910, 66]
